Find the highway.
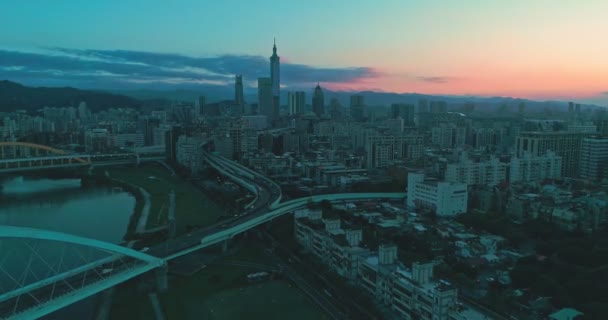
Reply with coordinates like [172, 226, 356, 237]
[147, 152, 405, 261]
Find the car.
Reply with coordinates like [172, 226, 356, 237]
[140, 247, 149, 252]
[101, 268, 113, 274]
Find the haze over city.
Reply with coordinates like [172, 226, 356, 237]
[1, 0, 607, 104]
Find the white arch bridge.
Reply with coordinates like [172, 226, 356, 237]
[0, 226, 165, 320]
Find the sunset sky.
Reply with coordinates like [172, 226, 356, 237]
[1, 0, 607, 104]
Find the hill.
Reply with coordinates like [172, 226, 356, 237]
[0, 80, 142, 113]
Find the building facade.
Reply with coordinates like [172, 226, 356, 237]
[580, 137, 608, 181]
[509, 151, 562, 183]
[287, 91, 306, 116]
[407, 172, 468, 216]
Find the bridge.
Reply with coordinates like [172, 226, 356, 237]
[0, 148, 406, 319]
[0, 226, 165, 320]
[0, 142, 166, 173]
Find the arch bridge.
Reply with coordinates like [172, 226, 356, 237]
[0, 226, 165, 320]
[0, 142, 165, 173]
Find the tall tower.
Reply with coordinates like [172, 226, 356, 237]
[258, 77, 273, 120]
[350, 95, 365, 122]
[270, 38, 280, 123]
[235, 75, 244, 107]
[312, 84, 325, 117]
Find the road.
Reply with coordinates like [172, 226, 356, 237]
[146, 153, 405, 261]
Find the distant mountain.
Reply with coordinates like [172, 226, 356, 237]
[0, 80, 142, 113]
[2, 80, 603, 114]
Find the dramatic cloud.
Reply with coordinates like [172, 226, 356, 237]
[0, 48, 378, 90]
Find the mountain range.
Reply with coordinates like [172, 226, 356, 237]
[0, 80, 141, 113]
[0, 80, 603, 114]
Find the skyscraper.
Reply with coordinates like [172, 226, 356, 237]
[270, 39, 280, 119]
[235, 75, 244, 107]
[197, 96, 206, 115]
[287, 91, 306, 115]
[258, 77, 273, 121]
[580, 137, 608, 180]
[390, 103, 415, 126]
[312, 84, 325, 117]
[350, 95, 365, 122]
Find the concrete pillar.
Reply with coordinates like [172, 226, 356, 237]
[168, 190, 176, 239]
[155, 263, 168, 293]
[222, 239, 229, 253]
[147, 292, 167, 320]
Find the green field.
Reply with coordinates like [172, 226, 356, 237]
[107, 164, 224, 234]
[110, 242, 328, 320]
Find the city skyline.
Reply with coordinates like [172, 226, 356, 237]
[1, 1, 607, 105]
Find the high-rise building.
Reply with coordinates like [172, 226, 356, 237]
[418, 99, 429, 113]
[350, 95, 365, 122]
[287, 91, 306, 115]
[258, 77, 273, 121]
[515, 131, 590, 177]
[312, 84, 325, 117]
[390, 103, 415, 125]
[580, 137, 608, 181]
[270, 39, 280, 119]
[329, 98, 343, 120]
[430, 100, 447, 113]
[445, 155, 508, 186]
[509, 151, 562, 183]
[197, 96, 206, 115]
[143, 117, 160, 146]
[164, 125, 182, 162]
[518, 102, 525, 114]
[235, 75, 244, 108]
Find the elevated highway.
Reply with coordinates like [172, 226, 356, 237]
[0, 145, 405, 319]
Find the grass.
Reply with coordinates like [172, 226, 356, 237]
[107, 164, 224, 234]
[196, 281, 329, 320]
[110, 241, 328, 320]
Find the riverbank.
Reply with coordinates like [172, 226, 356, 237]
[106, 164, 225, 236]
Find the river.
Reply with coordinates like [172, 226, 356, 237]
[0, 175, 137, 319]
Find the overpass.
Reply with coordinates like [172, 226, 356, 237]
[0, 142, 165, 174]
[0, 148, 405, 319]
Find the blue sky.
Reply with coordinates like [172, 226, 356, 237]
[1, 1, 607, 104]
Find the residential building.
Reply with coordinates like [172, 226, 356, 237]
[445, 154, 507, 186]
[358, 246, 459, 320]
[365, 133, 424, 168]
[431, 125, 466, 148]
[407, 172, 468, 216]
[390, 104, 415, 126]
[294, 210, 369, 280]
[580, 136, 608, 181]
[515, 131, 590, 177]
[509, 151, 562, 182]
[350, 95, 365, 122]
[84, 129, 109, 153]
[110, 133, 144, 148]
